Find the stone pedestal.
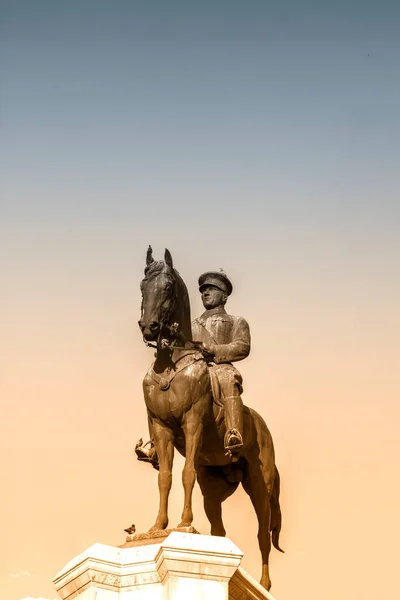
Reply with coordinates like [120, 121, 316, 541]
[53, 531, 276, 600]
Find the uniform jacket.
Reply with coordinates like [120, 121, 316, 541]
[192, 306, 251, 364]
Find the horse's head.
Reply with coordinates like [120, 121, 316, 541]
[139, 246, 184, 343]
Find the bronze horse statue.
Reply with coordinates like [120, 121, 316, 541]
[138, 247, 283, 590]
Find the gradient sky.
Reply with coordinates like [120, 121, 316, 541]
[1, 2, 399, 600]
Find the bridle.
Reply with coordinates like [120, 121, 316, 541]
[141, 270, 204, 355]
[143, 322, 203, 353]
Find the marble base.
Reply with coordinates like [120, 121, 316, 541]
[53, 531, 276, 600]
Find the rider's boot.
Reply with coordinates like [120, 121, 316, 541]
[224, 396, 244, 461]
[135, 439, 160, 470]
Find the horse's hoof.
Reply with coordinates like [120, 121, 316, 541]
[210, 529, 226, 537]
[260, 577, 271, 591]
[148, 526, 166, 534]
[148, 521, 168, 533]
[177, 521, 192, 529]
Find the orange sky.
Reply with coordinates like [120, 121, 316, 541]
[1, 222, 399, 600]
[2, 4, 400, 597]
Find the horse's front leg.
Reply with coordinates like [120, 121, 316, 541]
[178, 405, 205, 528]
[149, 421, 174, 532]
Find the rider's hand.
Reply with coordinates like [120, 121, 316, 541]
[201, 344, 216, 360]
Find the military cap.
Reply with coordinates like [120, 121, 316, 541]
[198, 270, 233, 295]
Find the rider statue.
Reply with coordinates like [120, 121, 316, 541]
[193, 270, 250, 457]
[136, 269, 250, 465]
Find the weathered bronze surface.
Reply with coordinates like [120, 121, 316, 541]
[192, 272, 250, 458]
[136, 247, 283, 591]
[119, 526, 200, 548]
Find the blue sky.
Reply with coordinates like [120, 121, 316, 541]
[1, 1, 399, 227]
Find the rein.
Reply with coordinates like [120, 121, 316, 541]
[143, 322, 204, 354]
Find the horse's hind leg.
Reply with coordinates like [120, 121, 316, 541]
[242, 461, 274, 591]
[197, 465, 238, 536]
[149, 421, 174, 531]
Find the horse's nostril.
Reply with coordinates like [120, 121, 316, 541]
[149, 321, 159, 332]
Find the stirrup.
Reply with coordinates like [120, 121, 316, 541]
[224, 429, 243, 453]
[135, 440, 160, 470]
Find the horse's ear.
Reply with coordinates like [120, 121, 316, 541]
[164, 248, 173, 269]
[146, 245, 154, 266]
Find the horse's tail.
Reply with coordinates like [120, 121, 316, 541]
[270, 466, 284, 552]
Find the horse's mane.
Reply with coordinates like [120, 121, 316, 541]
[143, 260, 166, 281]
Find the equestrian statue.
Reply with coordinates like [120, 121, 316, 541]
[135, 246, 283, 591]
